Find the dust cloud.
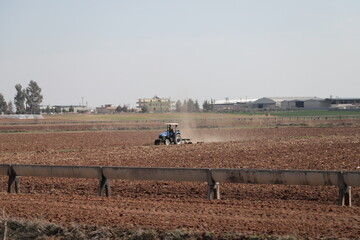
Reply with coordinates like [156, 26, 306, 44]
[177, 114, 244, 143]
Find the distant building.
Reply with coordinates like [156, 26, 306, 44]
[0, 114, 44, 119]
[96, 104, 117, 114]
[137, 96, 173, 113]
[52, 105, 87, 113]
[213, 99, 256, 111]
[280, 98, 330, 110]
[326, 98, 360, 109]
[213, 96, 336, 111]
[214, 97, 277, 110]
[251, 97, 276, 109]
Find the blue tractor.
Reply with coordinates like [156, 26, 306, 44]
[154, 123, 192, 145]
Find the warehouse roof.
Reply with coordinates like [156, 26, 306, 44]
[267, 97, 324, 102]
[214, 99, 257, 104]
[253, 97, 276, 104]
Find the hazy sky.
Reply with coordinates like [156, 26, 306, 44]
[1, 0, 359, 108]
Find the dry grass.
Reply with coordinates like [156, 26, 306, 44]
[0, 217, 306, 240]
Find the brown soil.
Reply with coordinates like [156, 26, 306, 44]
[1, 116, 359, 132]
[1, 126, 360, 238]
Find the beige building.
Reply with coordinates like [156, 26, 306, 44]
[137, 96, 173, 113]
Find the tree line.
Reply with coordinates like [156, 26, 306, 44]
[175, 98, 215, 112]
[0, 80, 43, 114]
[116, 105, 138, 113]
[137, 98, 215, 113]
[114, 100, 216, 113]
[1, 81, 216, 114]
[202, 99, 215, 112]
[175, 99, 200, 112]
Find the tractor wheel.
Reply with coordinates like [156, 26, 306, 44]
[175, 135, 182, 145]
[154, 139, 161, 145]
[164, 139, 171, 145]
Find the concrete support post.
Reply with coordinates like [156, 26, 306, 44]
[8, 167, 20, 194]
[345, 186, 352, 207]
[338, 186, 352, 207]
[338, 186, 345, 206]
[98, 177, 110, 197]
[207, 182, 220, 200]
[338, 172, 345, 206]
[206, 169, 220, 199]
[338, 172, 351, 207]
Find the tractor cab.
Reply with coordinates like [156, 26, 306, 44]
[161, 123, 180, 137]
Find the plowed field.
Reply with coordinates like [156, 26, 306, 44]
[1, 125, 360, 239]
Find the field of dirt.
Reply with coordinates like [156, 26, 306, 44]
[1, 114, 359, 132]
[1, 123, 360, 239]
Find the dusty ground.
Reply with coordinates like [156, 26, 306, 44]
[0, 124, 360, 238]
[1, 115, 359, 132]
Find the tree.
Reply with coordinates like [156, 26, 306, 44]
[45, 106, 51, 114]
[26, 80, 43, 114]
[210, 99, 215, 111]
[14, 84, 26, 114]
[182, 99, 188, 112]
[194, 100, 200, 112]
[187, 98, 195, 112]
[122, 104, 128, 112]
[6, 101, 14, 114]
[141, 105, 148, 113]
[175, 100, 182, 112]
[0, 93, 7, 114]
[203, 99, 215, 112]
[69, 106, 74, 113]
[116, 105, 123, 112]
